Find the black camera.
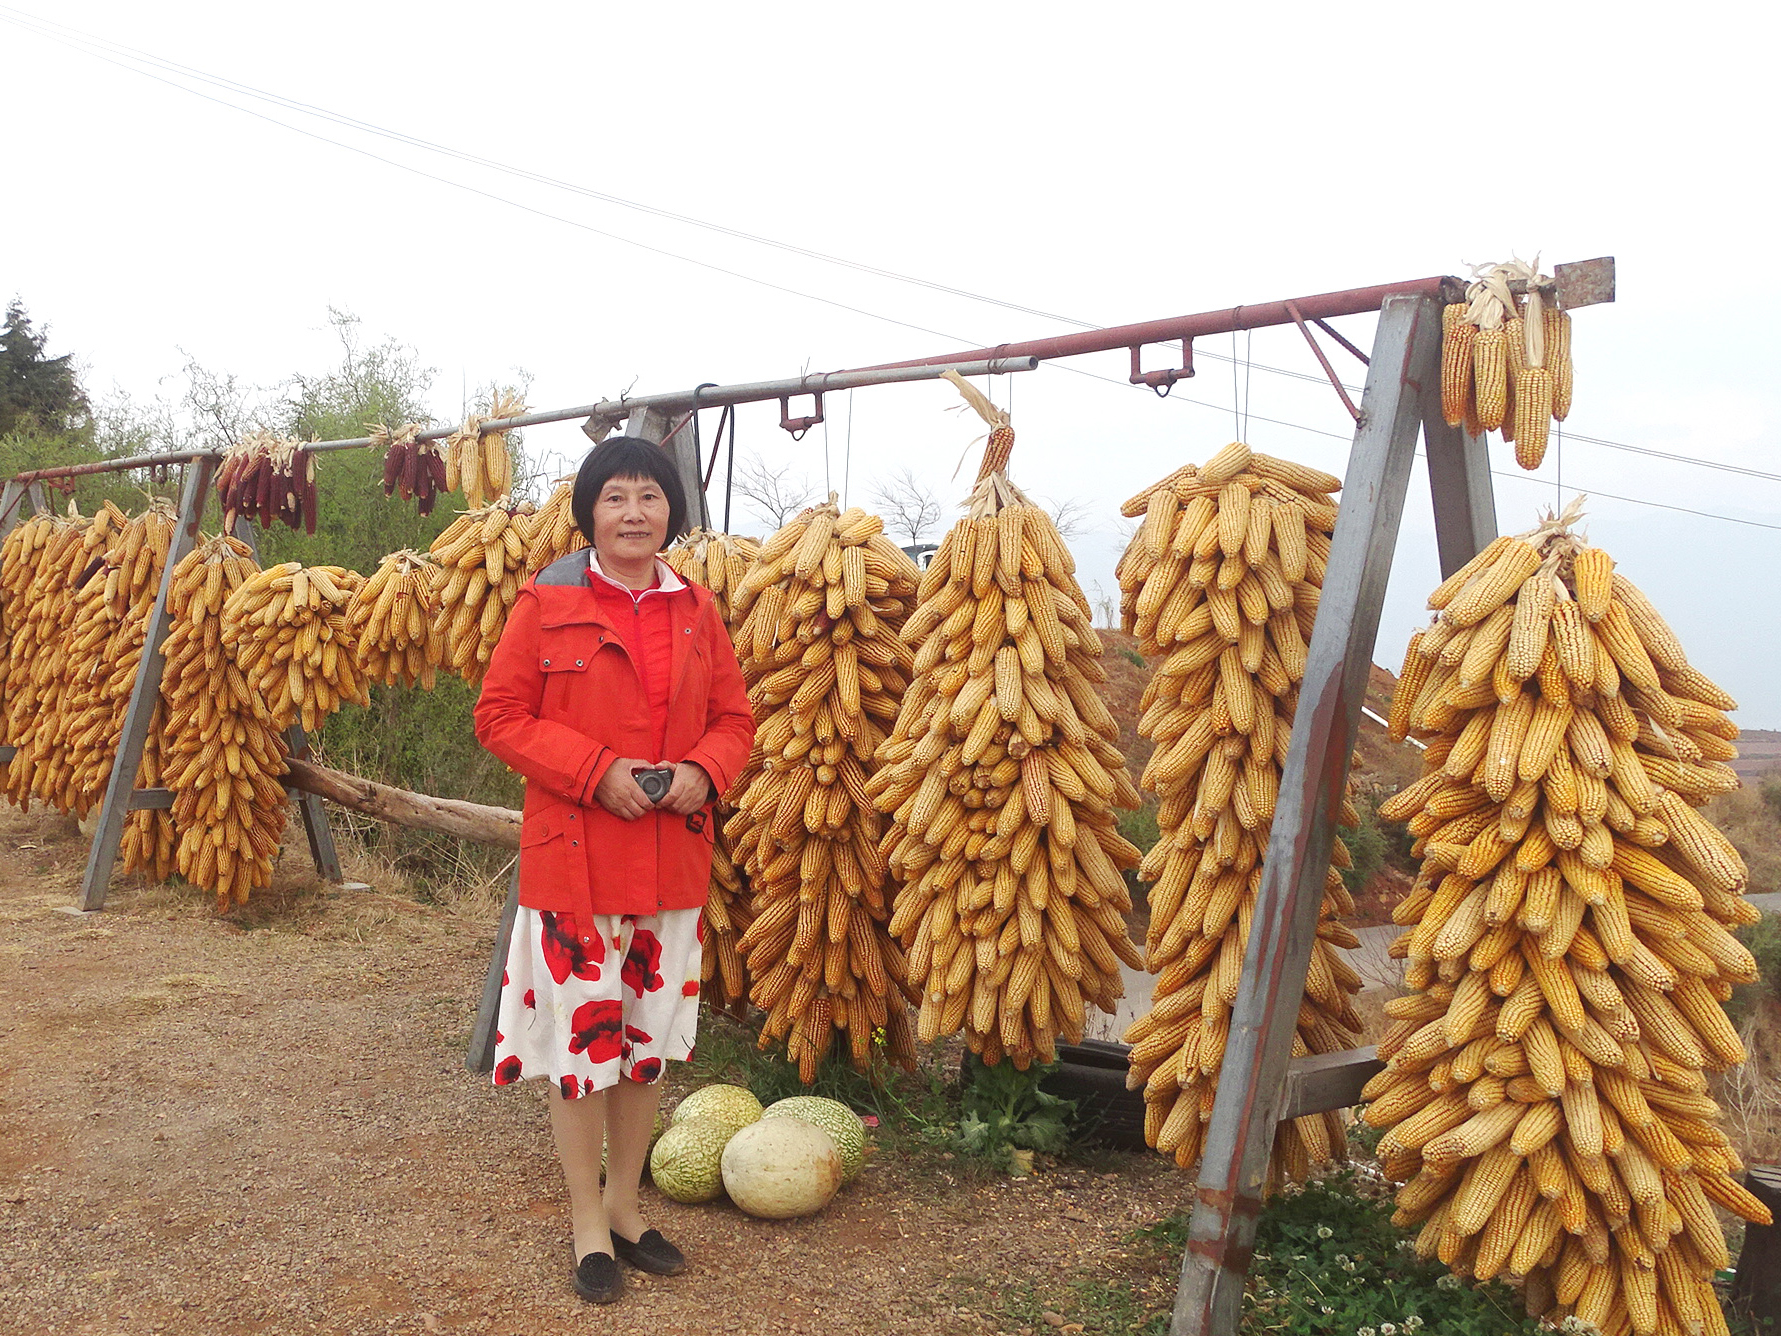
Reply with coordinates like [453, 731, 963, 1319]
[633, 766, 675, 802]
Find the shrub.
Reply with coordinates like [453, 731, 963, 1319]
[1728, 915, 1781, 1027]
[1220, 1172, 1539, 1334]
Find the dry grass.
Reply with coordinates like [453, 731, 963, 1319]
[1706, 778, 1781, 896]
[0, 793, 514, 951]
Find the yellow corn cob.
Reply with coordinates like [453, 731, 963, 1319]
[1440, 303, 1477, 427]
[1473, 328, 1508, 431]
[1513, 367, 1554, 470]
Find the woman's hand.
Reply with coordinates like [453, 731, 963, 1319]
[593, 758, 657, 821]
[656, 761, 715, 816]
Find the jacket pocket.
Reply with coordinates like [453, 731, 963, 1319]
[519, 804, 587, 897]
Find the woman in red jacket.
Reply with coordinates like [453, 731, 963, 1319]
[474, 436, 754, 1305]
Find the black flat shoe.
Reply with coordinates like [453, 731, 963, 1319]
[612, 1228, 686, 1276]
[573, 1251, 625, 1304]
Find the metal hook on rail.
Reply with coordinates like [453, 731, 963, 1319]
[779, 391, 825, 441]
[689, 382, 718, 492]
[1129, 341, 1195, 397]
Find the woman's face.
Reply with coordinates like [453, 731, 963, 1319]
[593, 472, 671, 564]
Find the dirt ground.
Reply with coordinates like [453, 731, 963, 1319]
[0, 807, 1195, 1336]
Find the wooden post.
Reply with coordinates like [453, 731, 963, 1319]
[466, 865, 522, 1073]
[0, 480, 26, 542]
[1421, 408, 1497, 580]
[76, 457, 215, 911]
[1171, 294, 1446, 1336]
[628, 404, 712, 531]
[1731, 1166, 1781, 1328]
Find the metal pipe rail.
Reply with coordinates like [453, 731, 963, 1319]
[4, 357, 1040, 485]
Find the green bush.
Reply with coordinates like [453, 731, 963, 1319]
[1728, 915, 1781, 1027]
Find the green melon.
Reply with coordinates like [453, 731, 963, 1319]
[720, 1117, 842, 1219]
[648, 1117, 733, 1204]
[761, 1096, 866, 1183]
[670, 1083, 764, 1138]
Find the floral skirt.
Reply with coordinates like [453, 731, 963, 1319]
[492, 906, 702, 1097]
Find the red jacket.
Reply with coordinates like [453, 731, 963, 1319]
[473, 550, 755, 923]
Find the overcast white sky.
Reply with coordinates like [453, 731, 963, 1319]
[5, 1, 1778, 723]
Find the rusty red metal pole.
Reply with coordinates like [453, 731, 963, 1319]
[851, 275, 1460, 373]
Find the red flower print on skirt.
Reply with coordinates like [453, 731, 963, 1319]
[629, 1058, 663, 1083]
[622, 928, 664, 998]
[541, 911, 604, 985]
[568, 998, 625, 1063]
[492, 906, 702, 1096]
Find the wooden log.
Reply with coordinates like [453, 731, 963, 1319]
[281, 756, 521, 849]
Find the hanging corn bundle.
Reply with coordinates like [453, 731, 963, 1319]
[442, 390, 522, 509]
[374, 422, 448, 516]
[1, 503, 129, 812]
[522, 476, 587, 578]
[875, 378, 1144, 1069]
[1113, 441, 1364, 1184]
[725, 498, 923, 1081]
[161, 536, 291, 907]
[664, 529, 762, 627]
[1440, 258, 1575, 470]
[1363, 499, 1765, 1334]
[348, 550, 443, 690]
[222, 563, 368, 735]
[215, 430, 319, 533]
[665, 528, 765, 1015]
[0, 509, 76, 797]
[428, 498, 535, 686]
[57, 501, 179, 815]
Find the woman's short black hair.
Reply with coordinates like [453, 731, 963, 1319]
[571, 435, 689, 550]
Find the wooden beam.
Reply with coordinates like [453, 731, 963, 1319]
[280, 755, 521, 848]
[78, 457, 214, 911]
[466, 868, 522, 1074]
[1172, 294, 1443, 1336]
[1278, 1047, 1384, 1121]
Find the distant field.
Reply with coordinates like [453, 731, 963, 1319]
[1737, 729, 1781, 783]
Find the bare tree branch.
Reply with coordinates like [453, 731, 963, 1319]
[1037, 495, 1093, 540]
[731, 450, 818, 531]
[868, 467, 946, 548]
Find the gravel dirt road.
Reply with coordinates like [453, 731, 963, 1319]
[0, 807, 1191, 1336]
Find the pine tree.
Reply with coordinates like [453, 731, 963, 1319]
[0, 300, 90, 437]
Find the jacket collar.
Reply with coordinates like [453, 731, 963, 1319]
[532, 549, 714, 633]
[585, 555, 686, 600]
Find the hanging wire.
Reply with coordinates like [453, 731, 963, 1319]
[1231, 332, 1242, 439]
[822, 407, 832, 497]
[1555, 419, 1564, 508]
[843, 387, 854, 507]
[723, 403, 738, 533]
[1242, 330, 1254, 441]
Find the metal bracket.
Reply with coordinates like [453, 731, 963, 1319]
[778, 392, 824, 440]
[1554, 256, 1616, 310]
[1129, 342, 1195, 396]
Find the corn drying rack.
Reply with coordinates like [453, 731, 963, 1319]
[0, 259, 1617, 1336]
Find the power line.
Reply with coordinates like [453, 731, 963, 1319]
[7, 7, 1779, 535]
[8, 3, 1778, 493]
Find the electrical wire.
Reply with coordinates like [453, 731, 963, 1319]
[5, 3, 1776, 494]
[4, 6, 1777, 535]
